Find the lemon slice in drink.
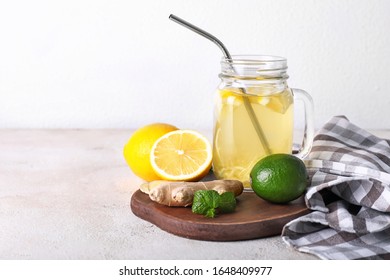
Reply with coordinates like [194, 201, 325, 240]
[150, 130, 212, 181]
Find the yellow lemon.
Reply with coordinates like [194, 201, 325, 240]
[150, 130, 212, 181]
[123, 123, 178, 181]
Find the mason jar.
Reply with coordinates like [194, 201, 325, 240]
[212, 55, 314, 188]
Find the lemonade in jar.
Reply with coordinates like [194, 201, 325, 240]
[212, 55, 314, 188]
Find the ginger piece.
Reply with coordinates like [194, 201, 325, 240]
[140, 180, 174, 194]
[148, 180, 244, 207]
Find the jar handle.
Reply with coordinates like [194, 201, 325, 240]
[292, 88, 315, 159]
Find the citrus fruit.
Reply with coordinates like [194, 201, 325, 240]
[123, 123, 178, 181]
[250, 153, 308, 203]
[150, 130, 212, 181]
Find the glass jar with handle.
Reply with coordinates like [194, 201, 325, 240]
[213, 55, 314, 188]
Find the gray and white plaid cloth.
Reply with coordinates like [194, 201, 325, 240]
[282, 116, 390, 260]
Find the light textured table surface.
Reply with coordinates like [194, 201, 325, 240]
[1, 129, 389, 260]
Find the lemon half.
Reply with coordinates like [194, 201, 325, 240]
[150, 130, 212, 181]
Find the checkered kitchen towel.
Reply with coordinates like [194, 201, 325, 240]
[282, 116, 390, 259]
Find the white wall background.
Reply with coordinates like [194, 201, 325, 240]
[1, 0, 389, 130]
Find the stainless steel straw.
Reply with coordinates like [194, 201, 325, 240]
[169, 14, 271, 154]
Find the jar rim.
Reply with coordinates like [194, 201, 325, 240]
[220, 54, 288, 80]
[222, 55, 287, 64]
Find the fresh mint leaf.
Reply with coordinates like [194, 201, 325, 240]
[192, 190, 237, 218]
[205, 208, 216, 218]
[219, 192, 236, 213]
[192, 190, 220, 218]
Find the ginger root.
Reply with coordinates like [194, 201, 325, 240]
[147, 180, 244, 207]
[139, 180, 174, 194]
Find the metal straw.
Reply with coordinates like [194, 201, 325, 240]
[169, 14, 271, 154]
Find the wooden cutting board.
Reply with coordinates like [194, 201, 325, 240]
[130, 189, 309, 241]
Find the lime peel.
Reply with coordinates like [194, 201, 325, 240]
[250, 153, 308, 204]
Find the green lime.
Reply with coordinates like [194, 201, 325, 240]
[250, 154, 308, 204]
